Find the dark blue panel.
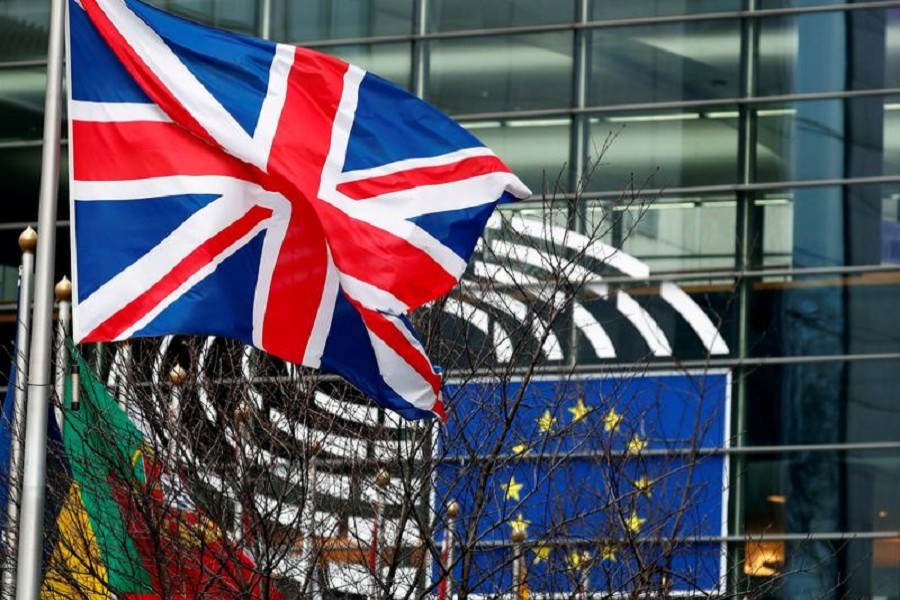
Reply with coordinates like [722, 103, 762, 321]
[134, 230, 265, 342]
[408, 202, 495, 262]
[321, 290, 435, 420]
[125, 0, 275, 136]
[74, 194, 221, 303]
[70, 0, 151, 103]
[344, 73, 484, 172]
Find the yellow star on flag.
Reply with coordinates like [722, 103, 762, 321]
[625, 511, 646, 533]
[509, 513, 530, 537]
[533, 545, 552, 563]
[627, 435, 647, 455]
[568, 398, 591, 422]
[633, 476, 652, 496]
[501, 476, 524, 501]
[567, 550, 591, 570]
[600, 544, 617, 562]
[536, 410, 557, 434]
[511, 443, 530, 456]
[602, 407, 623, 432]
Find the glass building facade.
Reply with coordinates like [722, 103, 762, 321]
[1, 0, 899, 597]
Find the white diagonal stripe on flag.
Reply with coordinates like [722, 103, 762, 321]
[75, 191, 275, 339]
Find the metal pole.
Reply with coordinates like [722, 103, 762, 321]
[53, 277, 71, 429]
[437, 501, 459, 600]
[298, 442, 319, 597]
[370, 470, 390, 600]
[1, 229, 37, 598]
[510, 528, 524, 600]
[15, 0, 66, 591]
[167, 365, 187, 459]
[232, 403, 249, 547]
[258, 0, 272, 40]
[574, 551, 590, 600]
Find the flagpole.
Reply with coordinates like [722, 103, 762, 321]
[437, 500, 458, 600]
[1, 229, 38, 598]
[53, 277, 72, 428]
[15, 0, 67, 594]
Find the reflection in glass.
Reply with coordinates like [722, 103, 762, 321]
[588, 109, 739, 192]
[758, 9, 888, 97]
[742, 451, 900, 533]
[754, 185, 891, 269]
[734, 529, 900, 597]
[745, 356, 900, 445]
[592, 0, 740, 20]
[0, 0, 49, 62]
[323, 42, 411, 89]
[586, 197, 737, 274]
[429, 0, 574, 32]
[144, 0, 256, 33]
[427, 32, 573, 115]
[755, 98, 887, 183]
[271, 0, 412, 43]
[460, 118, 571, 194]
[590, 20, 741, 106]
[0, 67, 46, 141]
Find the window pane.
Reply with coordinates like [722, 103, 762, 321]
[588, 108, 739, 192]
[571, 277, 738, 364]
[733, 536, 900, 597]
[163, 0, 215, 24]
[758, 9, 891, 97]
[145, 0, 256, 33]
[427, 32, 573, 115]
[740, 450, 900, 534]
[429, 0, 575, 32]
[592, 0, 740, 21]
[0, 67, 46, 141]
[755, 97, 890, 184]
[323, 42, 411, 89]
[760, 0, 893, 8]
[0, 0, 49, 62]
[208, 0, 256, 34]
[745, 357, 900, 446]
[753, 184, 894, 269]
[272, 0, 412, 43]
[460, 117, 571, 194]
[585, 196, 737, 274]
[590, 20, 741, 105]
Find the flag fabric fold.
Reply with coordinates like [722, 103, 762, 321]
[41, 351, 279, 599]
[68, 0, 530, 420]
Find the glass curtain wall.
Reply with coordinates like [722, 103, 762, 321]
[2, 0, 899, 597]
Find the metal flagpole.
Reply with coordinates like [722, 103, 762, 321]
[510, 527, 525, 600]
[16, 0, 66, 588]
[297, 442, 319, 597]
[369, 470, 390, 600]
[437, 500, 459, 600]
[1, 229, 38, 598]
[53, 277, 72, 430]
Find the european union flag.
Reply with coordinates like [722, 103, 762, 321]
[435, 371, 730, 596]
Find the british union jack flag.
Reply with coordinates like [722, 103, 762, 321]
[67, 0, 530, 420]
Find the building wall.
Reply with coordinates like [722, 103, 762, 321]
[0, 0, 899, 596]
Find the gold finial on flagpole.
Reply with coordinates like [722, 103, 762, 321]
[54, 276, 72, 303]
[375, 469, 391, 489]
[447, 500, 460, 519]
[18, 227, 37, 254]
[169, 364, 188, 386]
[510, 527, 525, 544]
[233, 401, 251, 424]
